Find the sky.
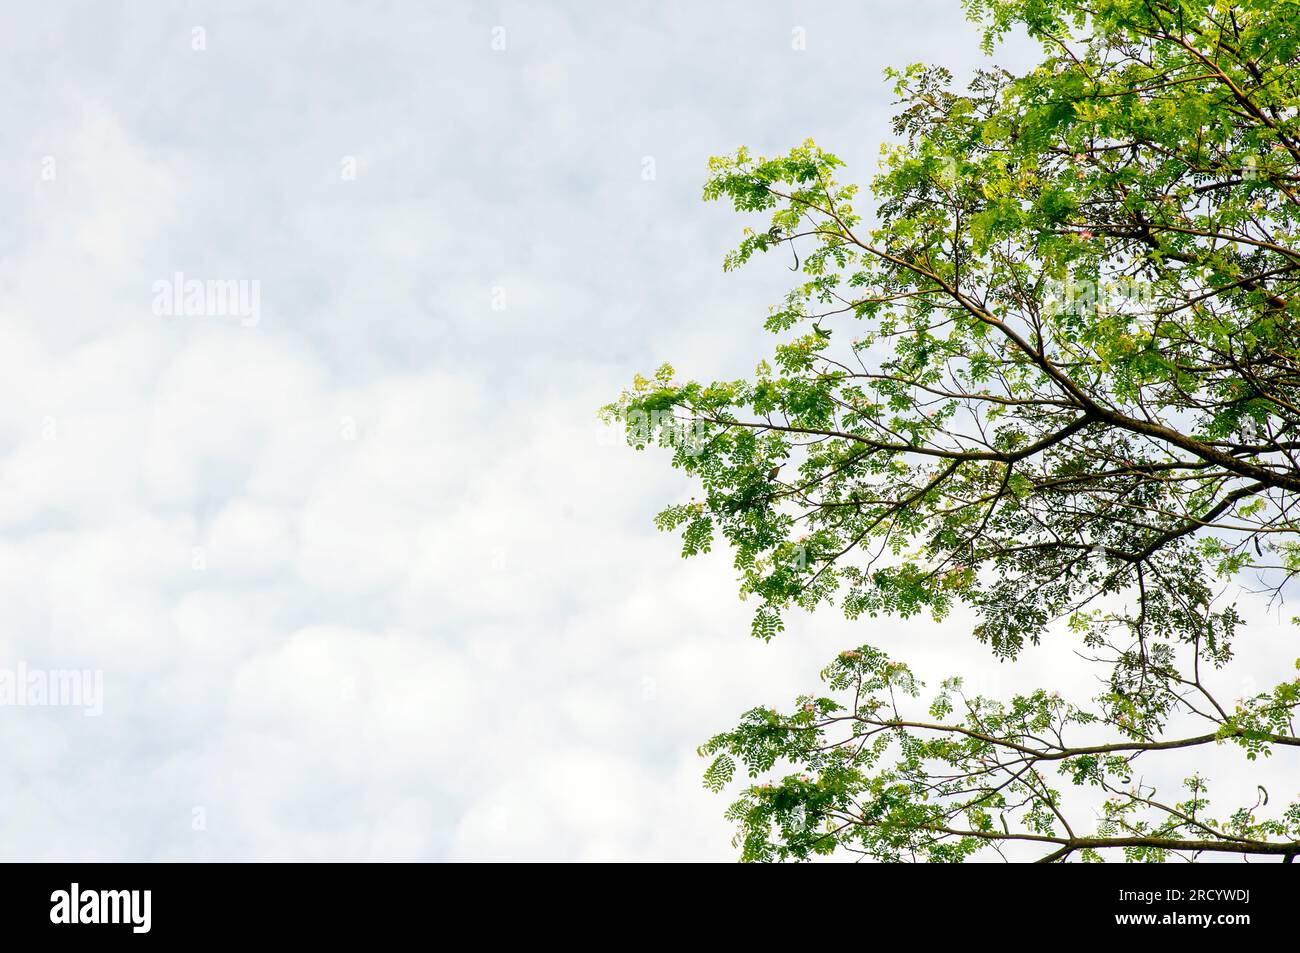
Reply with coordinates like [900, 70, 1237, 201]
[1, 0, 1294, 862]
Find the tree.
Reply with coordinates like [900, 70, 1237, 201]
[604, 0, 1300, 861]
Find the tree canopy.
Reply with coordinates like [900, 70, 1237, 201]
[605, 0, 1300, 861]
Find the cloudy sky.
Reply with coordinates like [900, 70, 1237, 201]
[1, 1, 1293, 862]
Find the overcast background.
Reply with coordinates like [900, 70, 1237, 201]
[1, 0, 1293, 861]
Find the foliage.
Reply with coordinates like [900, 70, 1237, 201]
[605, 0, 1300, 860]
[700, 645, 1300, 862]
